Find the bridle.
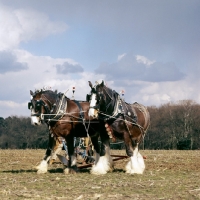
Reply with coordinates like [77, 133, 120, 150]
[28, 92, 55, 122]
[89, 84, 118, 118]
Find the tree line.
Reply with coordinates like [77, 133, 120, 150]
[0, 99, 200, 150]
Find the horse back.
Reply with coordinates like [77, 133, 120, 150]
[131, 102, 150, 131]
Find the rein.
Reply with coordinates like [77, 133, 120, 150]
[97, 110, 144, 130]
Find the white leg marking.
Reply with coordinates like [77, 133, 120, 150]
[125, 147, 145, 174]
[71, 155, 77, 166]
[91, 146, 113, 175]
[94, 150, 100, 165]
[35, 159, 49, 174]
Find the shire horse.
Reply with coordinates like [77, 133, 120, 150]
[28, 88, 106, 174]
[88, 80, 150, 174]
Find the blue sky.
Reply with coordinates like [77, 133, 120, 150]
[0, 0, 200, 118]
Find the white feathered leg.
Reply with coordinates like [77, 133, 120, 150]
[90, 146, 113, 175]
[125, 145, 145, 174]
[35, 157, 50, 174]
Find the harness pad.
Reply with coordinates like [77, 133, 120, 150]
[73, 100, 85, 120]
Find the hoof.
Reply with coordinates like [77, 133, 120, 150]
[90, 155, 113, 175]
[35, 160, 48, 174]
[64, 168, 70, 174]
[90, 164, 107, 175]
[64, 166, 79, 174]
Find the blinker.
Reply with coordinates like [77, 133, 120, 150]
[28, 102, 32, 109]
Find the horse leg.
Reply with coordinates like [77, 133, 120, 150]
[125, 139, 145, 174]
[90, 132, 113, 175]
[63, 136, 78, 174]
[49, 137, 64, 164]
[87, 134, 99, 163]
[36, 134, 55, 174]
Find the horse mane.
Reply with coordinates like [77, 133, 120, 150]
[33, 87, 73, 101]
[33, 87, 58, 96]
[103, 85, 119, 97]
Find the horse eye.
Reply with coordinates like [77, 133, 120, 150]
[92, 88, 96, 93]
[34, 100, 41, 111]
[36, 103, 40, 109]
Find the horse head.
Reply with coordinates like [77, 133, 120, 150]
[28, 88, 58, 125]
[88, 80, 115, 119]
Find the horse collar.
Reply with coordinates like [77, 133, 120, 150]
[50, 93, 68, 121]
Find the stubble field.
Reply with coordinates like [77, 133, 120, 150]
[0, 149, 200, 200]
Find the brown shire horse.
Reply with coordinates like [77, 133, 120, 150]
[88, 80, 150, 174]
[28, 88, 107, 174]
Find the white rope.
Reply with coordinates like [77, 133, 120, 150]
[41, 110, 99, 123]
[41, 111, 86, 121]
[47, 118, 99, 123]
[41, 110, 87, 116]
[98, 111, 144, 130]
[82, 118, 91, 138]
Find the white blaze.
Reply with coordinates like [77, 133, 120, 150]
[31, 109, 41, 125]
[88, 94, 97, 117]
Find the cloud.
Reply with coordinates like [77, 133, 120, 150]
[55, 62, 84, 74]
[0, 51, 28, 73]
[144, 62, 185, 82]
[136, 55, 155, 66]
[118, 53, 126, 61]
[0, 5, 68, 50]
[95, 53, 185, 82]
[14, 9, 68, 41]
[0, 100, 29, 118]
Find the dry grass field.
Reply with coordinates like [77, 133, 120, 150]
[0, 149, 200, 200]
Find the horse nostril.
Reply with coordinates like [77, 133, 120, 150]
[34, 123, 38, 126]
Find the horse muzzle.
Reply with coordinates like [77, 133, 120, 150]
[31, 112, 44, 125]
[88, 107, 99, 118]
[31, 115, 41, 125]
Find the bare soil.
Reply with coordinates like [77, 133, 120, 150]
[0, 149, 200, 200]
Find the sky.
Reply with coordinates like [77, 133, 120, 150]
[0, 0, 200, 118]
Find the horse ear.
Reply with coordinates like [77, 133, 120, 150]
[30, 90, 34, 95]
[100, 80, 104, 87]
[88, 81, 93, 88]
